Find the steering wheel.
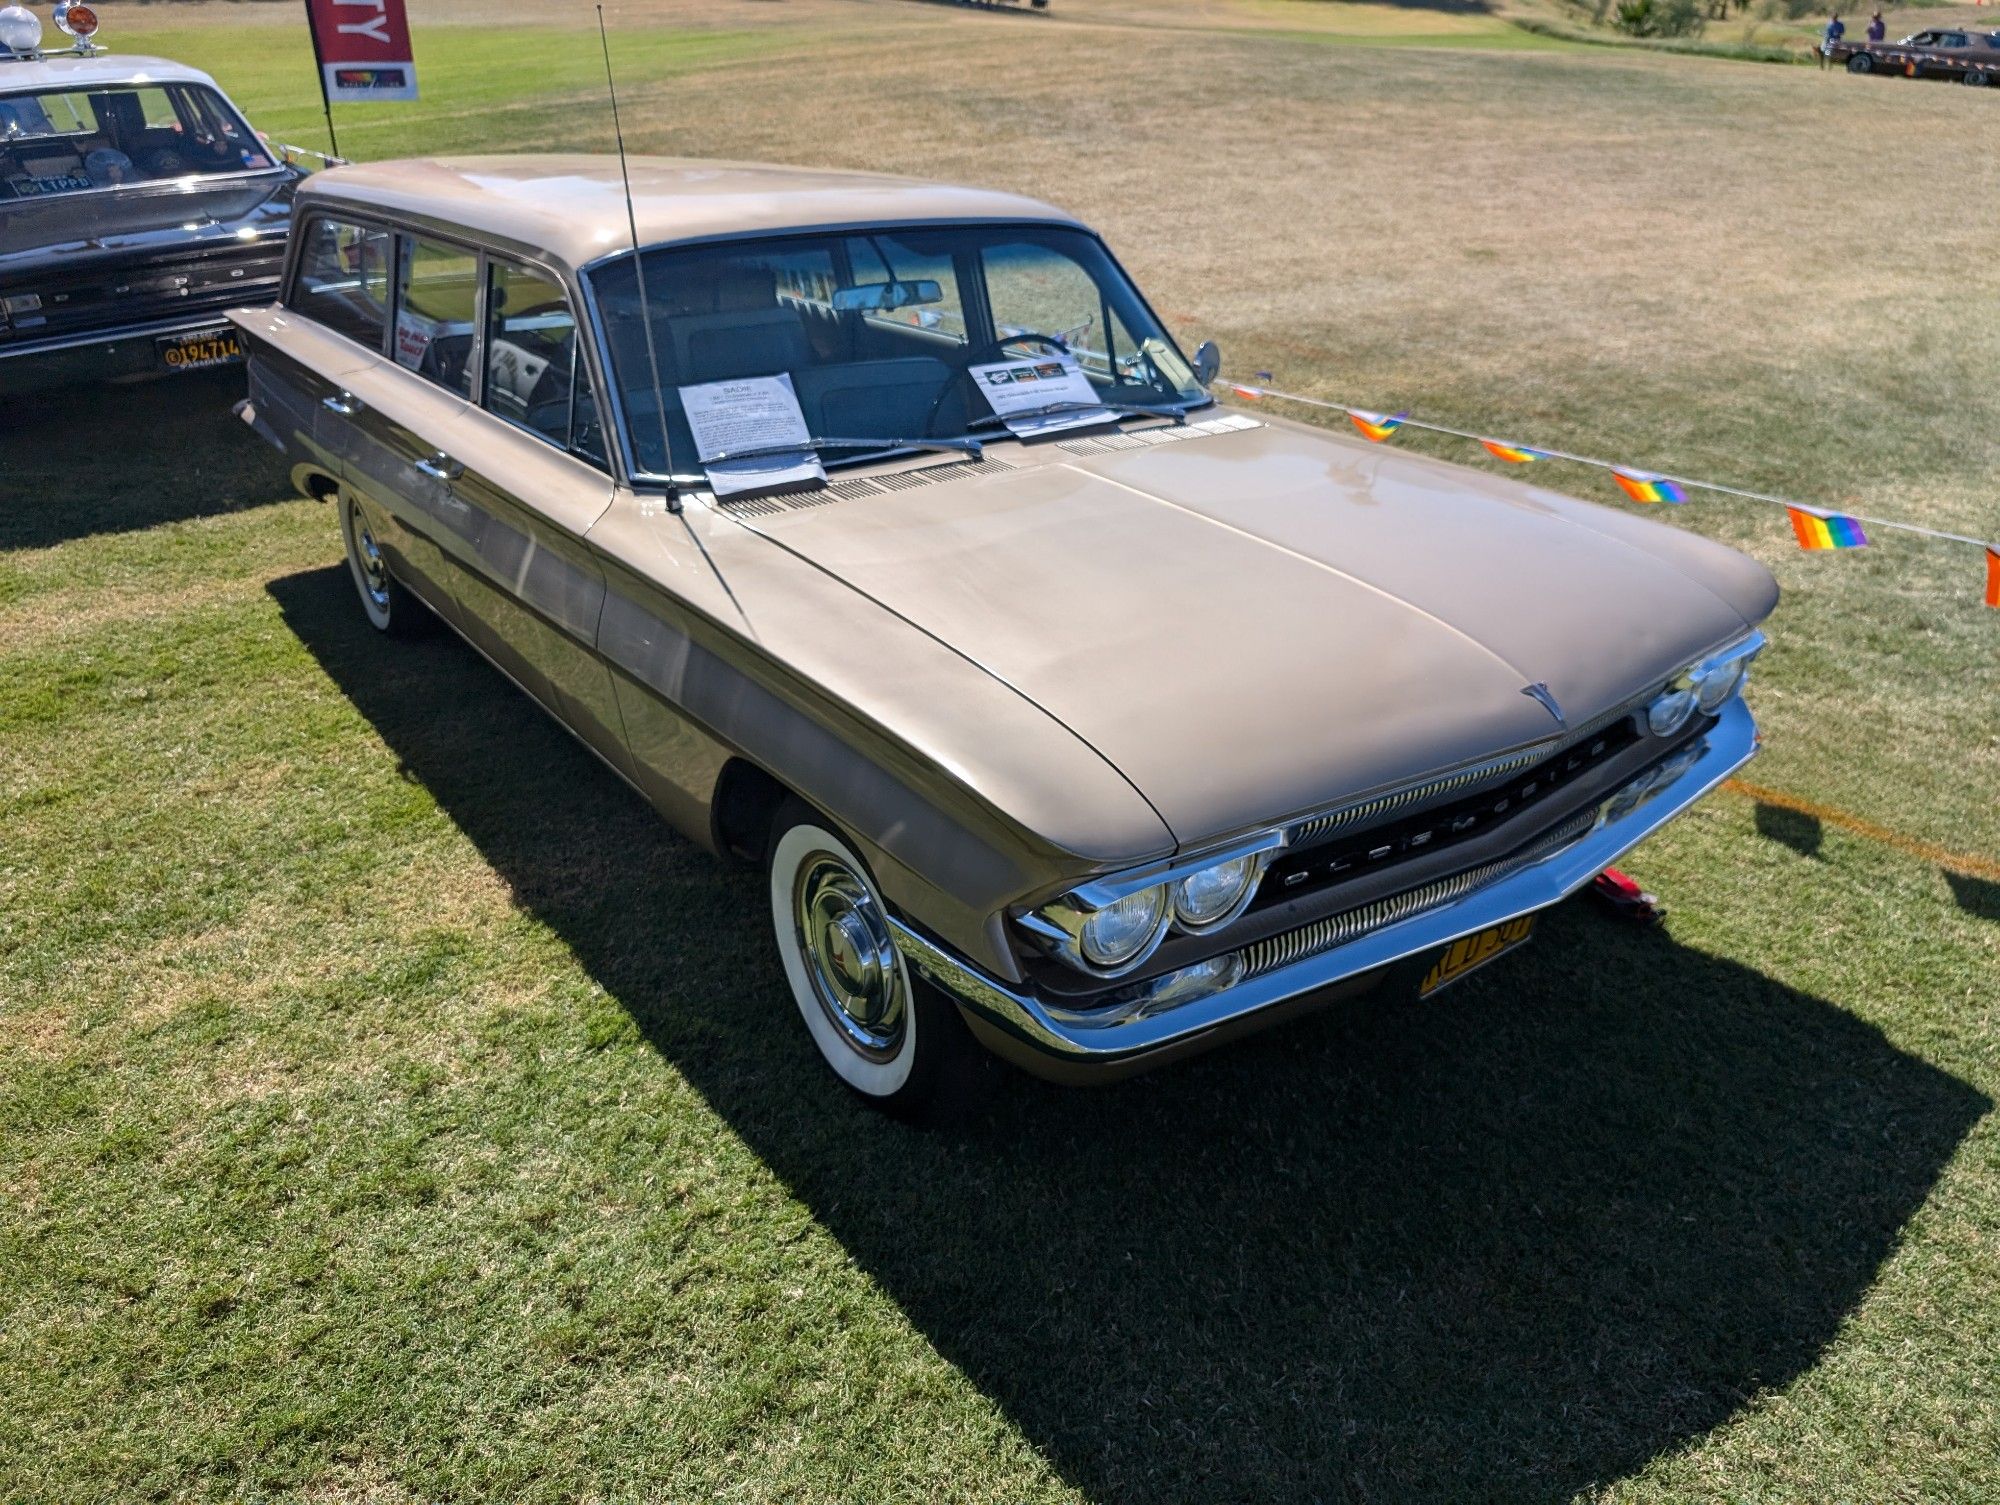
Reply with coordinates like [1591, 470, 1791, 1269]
[964, 331, 1071, 365]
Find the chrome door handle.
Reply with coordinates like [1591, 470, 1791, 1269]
[414, 453, 464, 482]
[322, 392, 362, 416]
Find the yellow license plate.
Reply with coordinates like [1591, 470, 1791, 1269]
[156, 328, 243, 373]
[1418, 916, 1537, 997]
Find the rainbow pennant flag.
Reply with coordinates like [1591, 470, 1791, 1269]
[1985, 546, 1999, 608]
[1480, 439, 1547, 464]
[1349, 409, 1408, 443]
[1611, 467, 1687, 505]
[1787, 507, 1869, 551]
[1227, 382, 1265, 400]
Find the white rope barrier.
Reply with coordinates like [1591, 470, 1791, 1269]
[1223, 381, 2000, 555]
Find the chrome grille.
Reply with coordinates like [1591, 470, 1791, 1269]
[1239, 807, 1599, 979]
[1290, 751, 1543, 846]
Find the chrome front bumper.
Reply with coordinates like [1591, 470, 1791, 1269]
[893, 697, 1759, 1069]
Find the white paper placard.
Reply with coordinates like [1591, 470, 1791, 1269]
[969, 357, 1113, 438]
[679, 374, 826, 498]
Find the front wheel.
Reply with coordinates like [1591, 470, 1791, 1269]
[339, 491, 425, 635]
[1847, 51, 1874, 73]
[766, 802, 988, 1119]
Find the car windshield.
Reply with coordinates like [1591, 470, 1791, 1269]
[587, 223, 1208, 478]
[0, 82, 272, 198]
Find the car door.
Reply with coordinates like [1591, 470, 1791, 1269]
[328, 230, 490, 631]
[429, 252, 629, 774]
[230, 212, 389, 485]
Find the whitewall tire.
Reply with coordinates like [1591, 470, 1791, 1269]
[339, 491, 423, 636]
[765, 804, 987, 1117]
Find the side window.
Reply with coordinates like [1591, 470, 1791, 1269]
[484, 258, 587, 453]
[290, 217, 391, 351]
[393, 235, 479, 398]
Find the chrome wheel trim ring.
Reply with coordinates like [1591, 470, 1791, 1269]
[792, 851, 907, 1061]
[344, 496, 393, 623]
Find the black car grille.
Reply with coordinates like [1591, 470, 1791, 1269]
[1256, 714, 1642, 910]
[0, 240, 285, 345]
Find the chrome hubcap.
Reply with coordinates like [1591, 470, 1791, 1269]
[793, 853, 906, 1059]
[347, 498, 390, 611]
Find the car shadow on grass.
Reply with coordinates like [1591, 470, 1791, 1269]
[272, 564, 1987, 1505]
[0, 370, 289, 551]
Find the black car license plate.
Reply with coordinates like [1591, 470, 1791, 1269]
[157, 328, 243, 373]
[1417, 916, 1536, 997]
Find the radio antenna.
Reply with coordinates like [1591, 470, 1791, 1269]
[596, 3, 679, 510]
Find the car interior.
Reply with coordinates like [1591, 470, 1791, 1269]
[0, 84, 263, 197]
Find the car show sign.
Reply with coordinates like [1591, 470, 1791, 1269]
[304, 0, 419, 103]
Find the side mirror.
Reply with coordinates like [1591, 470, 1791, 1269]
[1192, 340, 1221, 387]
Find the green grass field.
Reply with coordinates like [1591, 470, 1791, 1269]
[3, 1, 1997, 1500]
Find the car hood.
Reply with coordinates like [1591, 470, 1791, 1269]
[729, 413, 1777, 849]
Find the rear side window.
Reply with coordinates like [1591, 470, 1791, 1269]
[290, 217, 391, 351]
[484, 258, 602, 464]
[394, 236, 479, 399]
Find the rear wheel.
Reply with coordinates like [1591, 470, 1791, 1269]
[1847, 51, 1874, 72]
[1965, 68, 1990, 87]
[339, 491, 424, 636]
[765, 801, 988, 1119]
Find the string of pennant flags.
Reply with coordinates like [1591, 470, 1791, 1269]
[1223, 377, 2000, 610]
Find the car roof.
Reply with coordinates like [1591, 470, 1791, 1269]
[296, 154, 1088, 274]
[0, 52, 226, 94]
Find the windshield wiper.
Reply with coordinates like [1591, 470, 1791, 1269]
[965, 399, 1191, 432]
[704, 434, 984, 465]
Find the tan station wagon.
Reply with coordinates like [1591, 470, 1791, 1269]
[230, 155, 1778, 1115]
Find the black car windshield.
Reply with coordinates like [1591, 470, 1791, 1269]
[587, 224, 1208, 478]
[0, 82, 272, 198]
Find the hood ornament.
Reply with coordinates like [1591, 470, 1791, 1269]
[1521, 682, 1565, 726]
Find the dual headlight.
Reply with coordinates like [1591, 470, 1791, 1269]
[1645, 634, 1763, 739]
[1020, 838, 1279, 978]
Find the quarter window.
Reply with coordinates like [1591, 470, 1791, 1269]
[290, 217, 391, 351]
[484, 258, 601, 464]
[393, 235, 479, 398]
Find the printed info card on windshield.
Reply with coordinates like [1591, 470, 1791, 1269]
[679, 374, 826, 498]
[969, 357, 1114, 438]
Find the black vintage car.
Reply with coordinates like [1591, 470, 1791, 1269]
[1827, 27, 2000, 85]
[0, 12, 308, 395]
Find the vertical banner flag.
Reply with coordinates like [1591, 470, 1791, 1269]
[1985, 547, 2000, 609]
[305, 0, 419, 103]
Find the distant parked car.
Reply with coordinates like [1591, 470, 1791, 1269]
[231, 154, 1777, 1116]
[1828, 27, 2000, 85]
[0, 4, 314, 395]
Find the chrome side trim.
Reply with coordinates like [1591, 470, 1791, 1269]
[894, 696, 1759, 1066]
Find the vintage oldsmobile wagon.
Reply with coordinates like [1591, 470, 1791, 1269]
[230, 156, 1777, 1115]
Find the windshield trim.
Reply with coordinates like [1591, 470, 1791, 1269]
[578, 217, 1207, 492]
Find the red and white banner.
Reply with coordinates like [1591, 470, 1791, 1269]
[304, 0, 419, 104]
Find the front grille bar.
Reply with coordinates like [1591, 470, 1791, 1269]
[1240, 805, 1600, 979]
